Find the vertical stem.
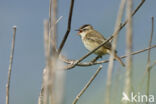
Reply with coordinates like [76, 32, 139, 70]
[51, 0, 57, 55]
[42, 0, 58, 103]
[40, 20, 49, 104]
[39, 16, 63, 104]
[146, 17, 154, 104]
[105, 0, 126, 103]
[6, 26, 17, 104]
[48, 0, 58, 103]
[124, 0, 133, 103]
[48, 0, 57, 103]
[48, 0, 52, 56]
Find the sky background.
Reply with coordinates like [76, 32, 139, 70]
[0, 0, 156, 104]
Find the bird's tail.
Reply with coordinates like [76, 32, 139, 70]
[114, 53, 125, 67]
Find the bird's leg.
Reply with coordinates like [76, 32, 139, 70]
[91, 55, 102, 63]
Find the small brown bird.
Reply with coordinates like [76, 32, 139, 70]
[76, 24, 125, 67]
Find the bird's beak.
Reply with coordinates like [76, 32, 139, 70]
[75, 29, 81, 35]
[75, 29, 80, 31]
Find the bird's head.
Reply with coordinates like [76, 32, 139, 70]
[75, 24, 93, 37]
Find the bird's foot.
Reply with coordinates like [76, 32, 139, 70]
[91, 55, 102, 63]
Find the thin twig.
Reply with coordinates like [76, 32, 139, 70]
[58, 0, 75, 55]
[150, 61, 156, 70]
[60, 0, 145, 70]
[56, 16, 63, 24]
[124, 0, 133, 103]
[105, 0, 126, 103]
[72, 65, 103, 104]
[146, 17, 154, 104]
[149, 61, 156, 69]
[6, 26, 16, 104]
[61, 45, 156, 69]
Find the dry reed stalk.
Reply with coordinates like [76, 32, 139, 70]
[47, 0, 58, 103]
[105, 0, 126, 103]
[51, 0, 57, 54]
[39, 0, 66, 104]
[136, 17, 155, 96]
[6, 26, 16, 104]
[38, 15, 63, 104]
[38, 20, 49, 104]
[124, 0, 133, 103]
[146, 17, 154, 104]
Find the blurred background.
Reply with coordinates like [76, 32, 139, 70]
[0, 0, 156, 104]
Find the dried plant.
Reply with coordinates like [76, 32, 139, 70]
[6, 26, 16, 104]
[105, 0, 126, 103]
[145, 17, 154, 104]
[123, 0, 133, 103]
[5, 0, 156, 104]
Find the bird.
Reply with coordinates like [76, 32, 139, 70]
[75, 24, 125, 67]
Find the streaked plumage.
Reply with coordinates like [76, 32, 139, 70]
[76, 24, 125, 67]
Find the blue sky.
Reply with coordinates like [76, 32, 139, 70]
[0, 0, 156, 104]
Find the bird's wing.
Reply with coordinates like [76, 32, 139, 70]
[85, 31, 112, 50]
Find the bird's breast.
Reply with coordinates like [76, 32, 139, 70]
[82, 38, 109, 55]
